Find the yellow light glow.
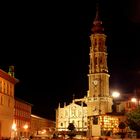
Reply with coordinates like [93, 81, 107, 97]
[112, 91, 120, 98]
[131, 97, 137, 103]
[12, 123, 17, 131]
[23, 124, 28, 130]
[41, 129, 46, 134]
[100, 115, 119, 133]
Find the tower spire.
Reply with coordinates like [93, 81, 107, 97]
[94, 3, 100, 23]
[87, 3, 113, 137]
[91, 2, 104, 33]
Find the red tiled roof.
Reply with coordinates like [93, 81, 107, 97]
[0, 69, 19, 84]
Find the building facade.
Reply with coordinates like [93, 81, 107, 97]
[56, 101, 87, 132]
[0, 66, 18, 139]
[13, 98, 32, 139]
[31, 114, 55, 138]
[56, 100, 121, 137]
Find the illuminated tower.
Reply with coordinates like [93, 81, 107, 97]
[86, 5, 113, 137]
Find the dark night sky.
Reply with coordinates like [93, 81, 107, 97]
[1, 0, 140, 120]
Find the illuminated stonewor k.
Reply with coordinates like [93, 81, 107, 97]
[86, 3, 113, 137]
[55, 2, 118, 139]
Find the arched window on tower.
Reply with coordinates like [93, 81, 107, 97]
[94, 39, 97, 46]
[95, 57, 97, 66]
[99, 38, 104, 51]
[94, 39, 98, 51]
[99, 57, 104, 71]
[0, 96, 3, 105]
[95, 56, 98, 72]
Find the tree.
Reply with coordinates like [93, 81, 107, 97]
[119, 122, 126, 130]
[68, 123, 75, 131]
[67, 123, 76, 139]
[118, 122, 126, 140]
[126, 106, 140, 138]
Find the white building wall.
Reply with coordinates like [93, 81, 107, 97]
[56, 102, 87, 131]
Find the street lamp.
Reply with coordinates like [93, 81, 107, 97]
[111, 91, 120, 113]
[112, 91, 120, 98]
[131, 97, 137, 103]
[131, 97, 139, 106]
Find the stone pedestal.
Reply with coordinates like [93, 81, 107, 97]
[92, 124, 101, 137]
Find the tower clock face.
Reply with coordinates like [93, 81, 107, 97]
[92, 80, 98, 85]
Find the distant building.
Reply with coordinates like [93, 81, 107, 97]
[113, 91, 140, 113]
[0, 65, 55, 139]
[56, 101, 87, 132]
[13, 97, 32, 139]
[31, 114, 55, 138]
[56, 99, 121, 137]
[0, 67, 18, 139]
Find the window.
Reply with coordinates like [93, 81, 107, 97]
[94, 39, 97, 46]
[8, 98, 10, 107]
[95, 57, 97, 66]
[3, 82, 5, 93]
[0, 81, 2, 93]
[7, 84, 9, 95]
[85, 122, 87, 126]
[72, 120, 75, 124]
[93, 116, 98, 124]
[0, 96, 3, 105]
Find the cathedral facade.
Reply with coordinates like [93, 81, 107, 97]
[56, 101, 87, 132]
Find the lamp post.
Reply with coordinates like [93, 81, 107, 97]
[112, 91, 120, 98]
[131, 97, 140, 107]
[112, 91, 120, 113]
[131, 97, 137, 103]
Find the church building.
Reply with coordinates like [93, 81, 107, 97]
[56, 100, 87, 132]
[56, 5, 124, 138]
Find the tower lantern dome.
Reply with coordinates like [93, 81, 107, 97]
[91, 4, 104, 34]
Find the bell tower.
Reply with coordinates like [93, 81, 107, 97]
[86, 5, 113, 137]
